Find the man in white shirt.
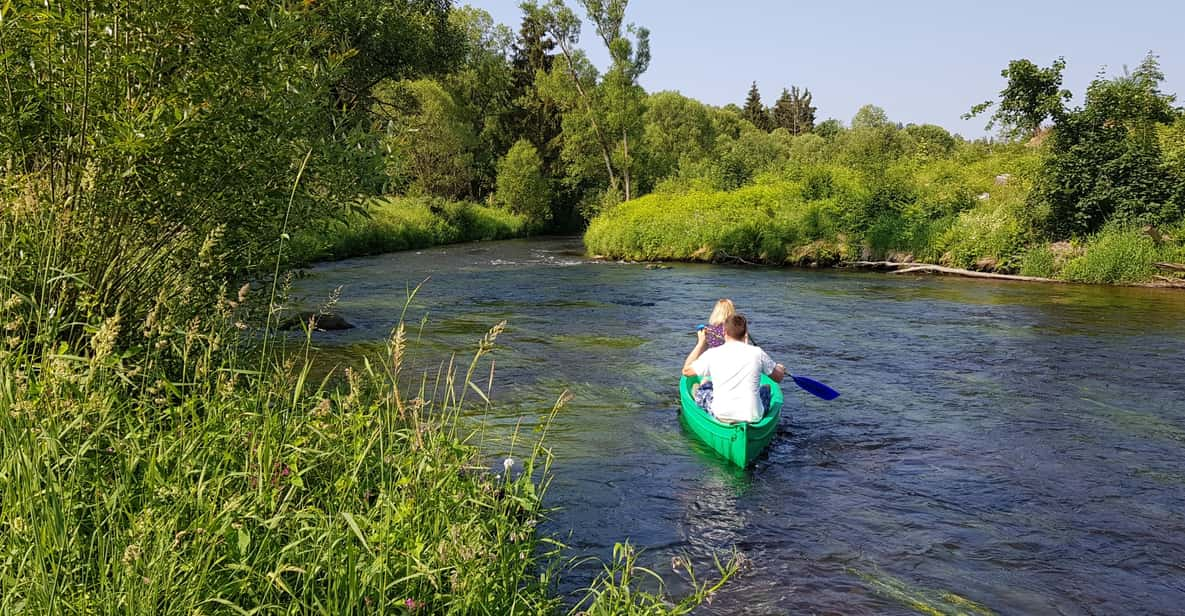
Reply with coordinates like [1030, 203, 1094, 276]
[682, 314, 785, 423]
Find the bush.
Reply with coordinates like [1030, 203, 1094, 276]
[291, 197, 527, 262]
[1019, 244, 1058, 278]
[937, 202, 1025, 270]
[1060, 226, 1162, 283]
[495, 139, 552, 229]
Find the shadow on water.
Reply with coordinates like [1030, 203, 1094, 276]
[293, 238, 1185, 615]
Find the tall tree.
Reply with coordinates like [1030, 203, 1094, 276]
[507, 9, 563, 172]
[772, 86, 815, 135]
[742, 82, 772, 131]
[965, 57, 1072, 139]
[578, 0, 650, 201]
[528, 0, 619, 199]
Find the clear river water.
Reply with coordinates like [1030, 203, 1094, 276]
[293, 237, 1185, 615]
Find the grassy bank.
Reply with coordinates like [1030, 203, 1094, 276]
[585, 147, 1185, 285]
[291, 196, 530, 263]
[0, 205, 733, 614]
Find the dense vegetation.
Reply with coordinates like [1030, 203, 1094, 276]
[587, 56, 1185, 284]
[0, 0, 735, 612]
[1, 0, 1182, 610]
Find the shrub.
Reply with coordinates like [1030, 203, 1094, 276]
[1019, 244, 1057, 278]
[937, 202, 1024, 270]
[495, 139, 552, 229]
[1060, 226, 1161, 283]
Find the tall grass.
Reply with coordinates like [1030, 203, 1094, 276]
[1, 193, 734, 614]
[290, 197, 529, 263]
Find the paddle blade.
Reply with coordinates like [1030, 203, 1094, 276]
[792, 375, 839, 400]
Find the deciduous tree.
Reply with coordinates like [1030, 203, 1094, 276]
[965, 58, 1072, 139]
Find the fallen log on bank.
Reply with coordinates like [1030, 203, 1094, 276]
[891, 264, 1062, 283]
[1153, 275, 1185, 288]
[1155, 262, 1185, 272]
[842, 261, 913, 271]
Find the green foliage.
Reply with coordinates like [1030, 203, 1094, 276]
[1034, 54, 1179, 237]
[772, 87, 816, 135]
[1019, 244, 1057, 278]
[571, 543, 738, 616]
[851, 104, 891, 130]
[815, 119, 845, 140]
[0, 261, 554, 613]
[291, 197, 527, 263]
[643, 91, 718, 181]
[0, 0, 463, 333]
[741, 82, 773, 131]
[965, 57, 1072, 138]
[903, 124, 958, 159]
[496, 139, 552, 227]
[1060, 226, 1162, 283]
[441, 6, 519, 196]
[937, 202, 1025, 269]
[384, 80, 478, 200]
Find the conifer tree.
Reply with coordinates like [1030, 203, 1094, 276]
[790, 86, 816, 134]
[742, 81, 772, 131]
[772, 88, 795, 132]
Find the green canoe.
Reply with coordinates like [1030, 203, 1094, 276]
[679, 374, 784, 468]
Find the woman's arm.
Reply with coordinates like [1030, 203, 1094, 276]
[682, 328, 708, 376]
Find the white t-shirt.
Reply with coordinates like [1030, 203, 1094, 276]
[691, 340, 776, 423]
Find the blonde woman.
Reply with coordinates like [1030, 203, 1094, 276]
[699, 298, 738, 349]
[694, 299, 741, 410]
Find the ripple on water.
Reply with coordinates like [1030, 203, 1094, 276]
[294, 238, 1185, 615]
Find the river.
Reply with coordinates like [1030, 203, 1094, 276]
[293, 237, 1185, 615]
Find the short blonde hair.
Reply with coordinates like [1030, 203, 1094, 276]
[708, 298, 736, 325]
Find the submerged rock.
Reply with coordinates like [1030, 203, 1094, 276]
[279, 311, 354, 331]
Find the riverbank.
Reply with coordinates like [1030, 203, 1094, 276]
[0, 303, 734, 613]
[584, 156, 1185, 286]
[290, 196, 531, 263]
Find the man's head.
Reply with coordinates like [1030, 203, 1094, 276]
[723, 314, 748, 341]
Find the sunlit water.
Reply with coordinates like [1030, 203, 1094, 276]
[293, 238, 1185, 614]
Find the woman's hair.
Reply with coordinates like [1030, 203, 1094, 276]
[708, 298, 736, 325]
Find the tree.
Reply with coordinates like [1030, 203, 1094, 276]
[527, 0, 649, 205]
[0, 0, 464, 331]
[391, 80, 476, 200]
[851, 104, 891, 130]
[903, 124, 957, 158]
[815, 118, 844, 139]
[1034, 54, 1179, 236]
[643, 91, 717, 182]
[506, 8, 563, 176]
[772, 86, 816, 135]
[742, 82, 772, 131]
[965, 58, 1072, 139]
[496, 139, 552, 227]
[441, 7, 518, 197]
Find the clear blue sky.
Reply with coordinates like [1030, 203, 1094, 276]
[461, 0, 1184, 137]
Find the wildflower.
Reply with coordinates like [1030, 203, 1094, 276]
[502, 457, 515, 473]
[403, 598, 423, 610]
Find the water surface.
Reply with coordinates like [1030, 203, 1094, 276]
[295, 238, 1185, 615]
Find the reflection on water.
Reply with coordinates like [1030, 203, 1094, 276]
[294, 238, 1185, 615]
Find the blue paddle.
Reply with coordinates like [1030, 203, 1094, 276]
[696, 324, 840, 401]
[788, 374, 840, 400]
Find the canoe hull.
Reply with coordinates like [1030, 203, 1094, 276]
[679, 374, 784, 467]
